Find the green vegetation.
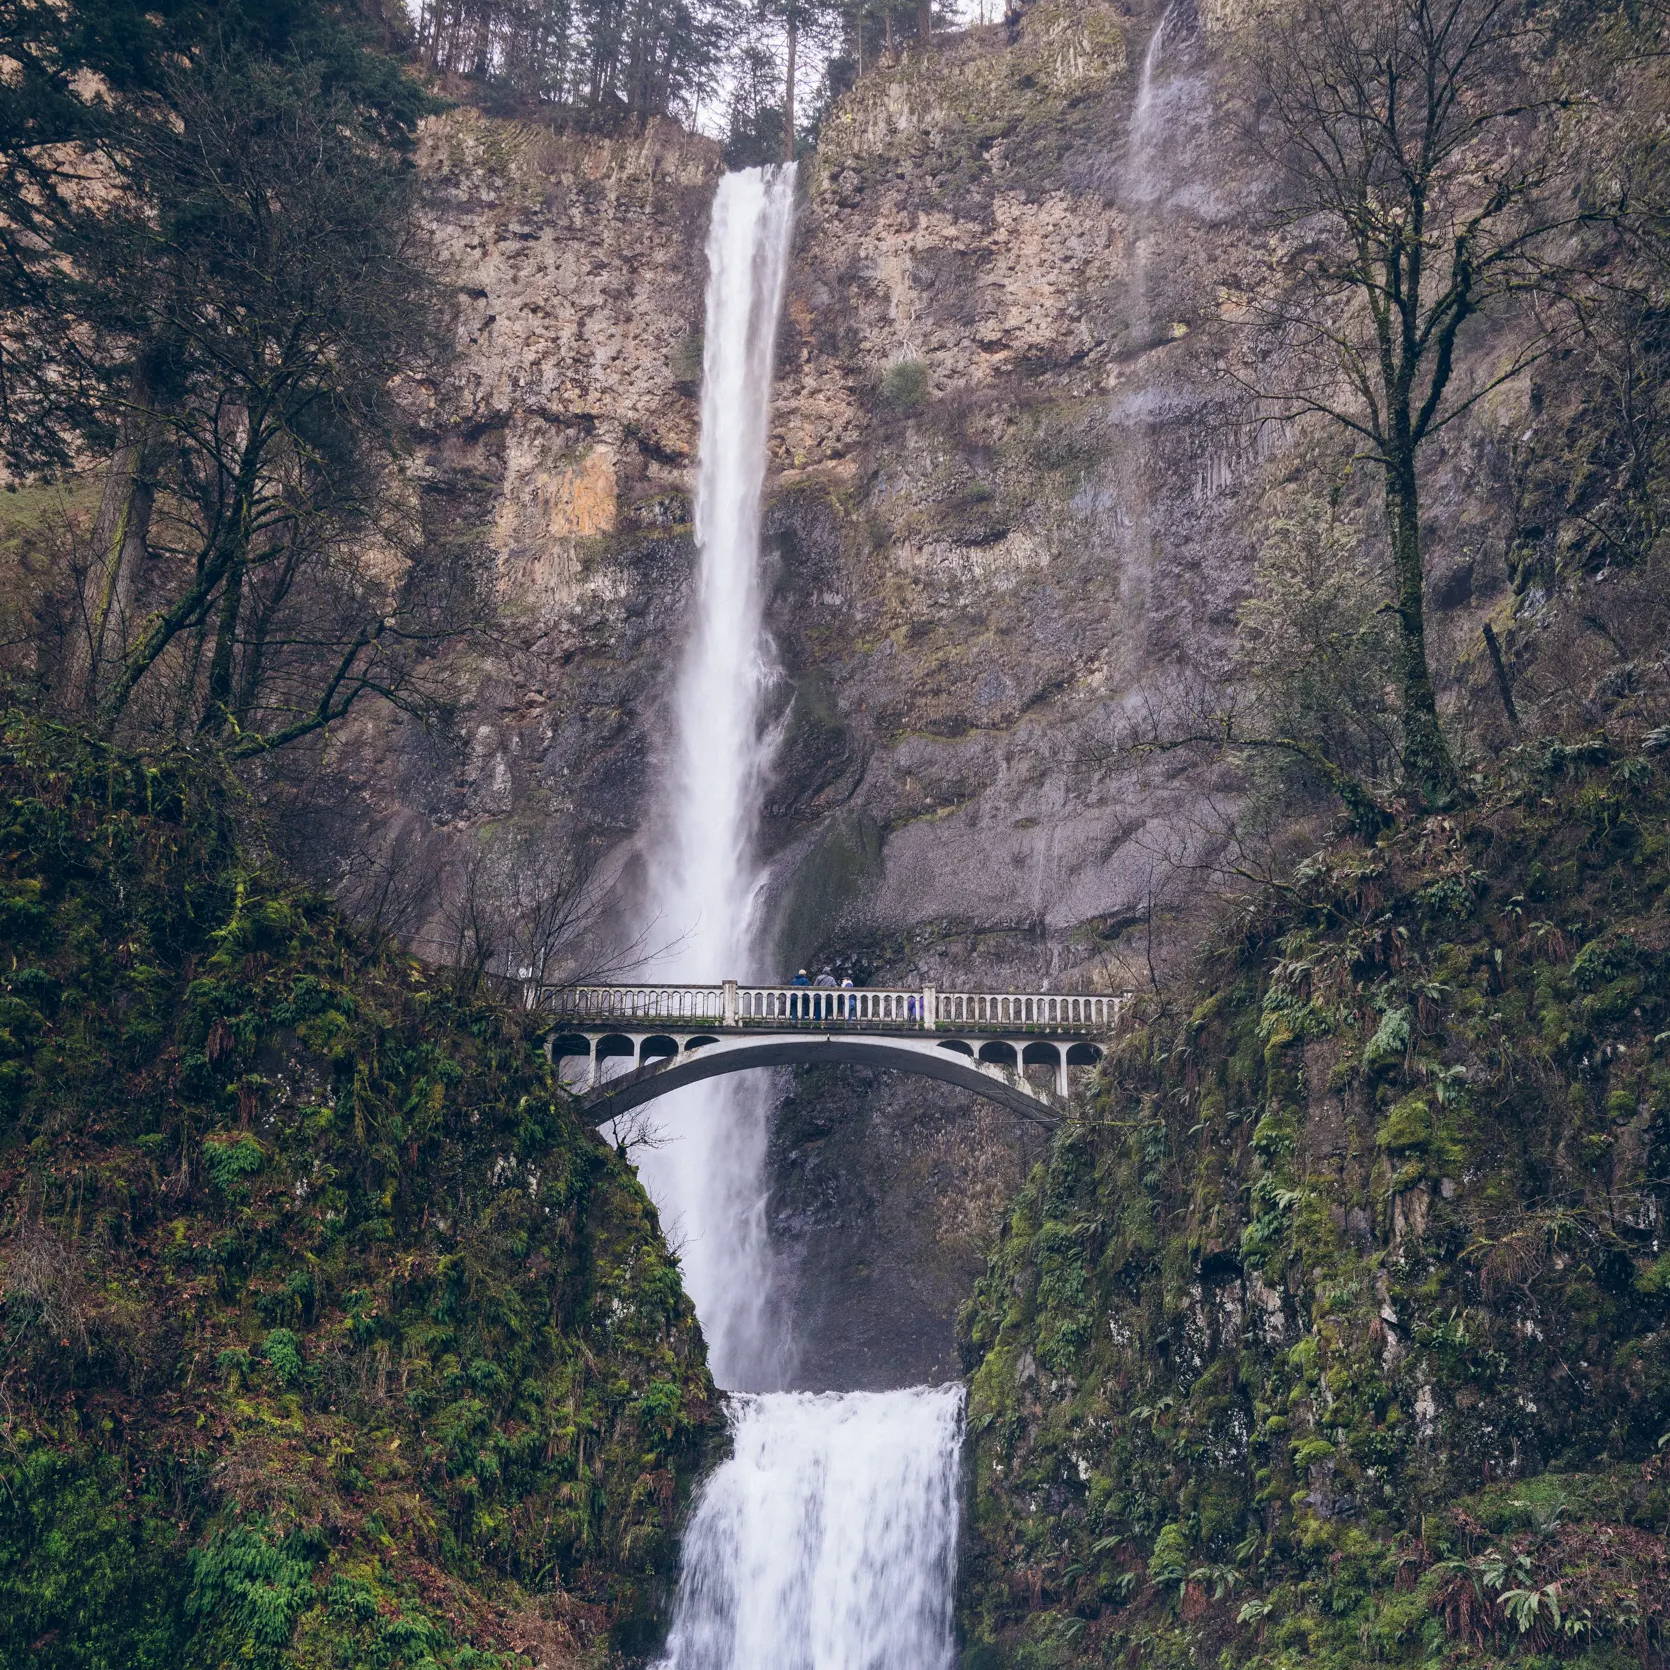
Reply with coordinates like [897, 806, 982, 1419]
[877, 359, 933, 416]
[1, 1, 449, 750]
[0, 717, 716, 1668]
[960, 739, 1670, 1668]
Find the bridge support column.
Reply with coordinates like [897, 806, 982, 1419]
[723, 980, 738, 1027]
[1056, 1055, 1070, 1101]
[922, 985, 937, 1030]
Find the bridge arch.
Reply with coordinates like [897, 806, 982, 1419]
[576, 1033, 1101, 1129]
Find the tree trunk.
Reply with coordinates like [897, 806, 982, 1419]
[783, 17, 798, 162]
[70, 378, 158, 716]
[1482, 622, 1520, 730]
[1383, 444, 1461, 806]
[100, 426, 264, 735]
[918, 0, 932, 43]
[199, 555, 245, 737]
[424, 0, 450, 74]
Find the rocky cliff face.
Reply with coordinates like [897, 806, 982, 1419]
[318, 0, 1630, 1387]
[317, 110, 723, 905]
[319, 2, 1250, 1386]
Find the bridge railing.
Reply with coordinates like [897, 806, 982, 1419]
[735, 984, 921, 1025]
[556, 984, 727, 1023]
[541, 981, 1125, 1035]
[935, 991, 1119, 1031]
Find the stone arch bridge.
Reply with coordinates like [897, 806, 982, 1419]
[542, 981, 1126, 1127]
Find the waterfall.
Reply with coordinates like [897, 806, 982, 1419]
[1129, 5, 1170, 195]
[629, 166, 966, 1669]
[657, 1388, 964, 1670]
[1124, 3, 1173, 342]
[630, 165, 798, 1393]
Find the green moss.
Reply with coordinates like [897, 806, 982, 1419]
[959, 748, 1670, 1667]
[0, 715, 718, 1667]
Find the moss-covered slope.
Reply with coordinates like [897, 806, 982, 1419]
[0, 720, 716, 1669]
[961, 739, 1670, 1668]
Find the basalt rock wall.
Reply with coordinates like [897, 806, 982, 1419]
[325, 1, 1615, 1386]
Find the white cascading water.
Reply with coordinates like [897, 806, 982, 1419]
[630, 164, 799, 1393]
[658, 1388, 964, 1670]
[630, 166, 965, 1670]
[1125, 3, 1172, 340]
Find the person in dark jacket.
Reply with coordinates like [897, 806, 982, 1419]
[790, 967, 810, 1019]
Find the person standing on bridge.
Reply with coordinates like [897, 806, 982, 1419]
[814, 968, 837, 1024]
[840, 976, 855, 1020]
[790, 968, 810, 1019]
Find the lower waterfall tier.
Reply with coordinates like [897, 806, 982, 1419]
[657, 1386, 964, 1670]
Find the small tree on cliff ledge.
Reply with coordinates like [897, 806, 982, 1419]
[1240, 0, 1609, 808]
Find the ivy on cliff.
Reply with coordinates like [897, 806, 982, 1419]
[0, 717, 717, 1668]
[961, 738, 1670, 1669]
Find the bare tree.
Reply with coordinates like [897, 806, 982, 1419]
[1234, 483, 1402, 794]
[331, 821, 449, 948]
[607, 1104, 675, 1160]
[431, 849, 507, 997]
[1239, 0, 1613, 805]
[1122, 677, 1395, 838]
[416, 830, 682, 1003]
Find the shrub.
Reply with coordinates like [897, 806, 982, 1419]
[203, 1133, 266, 1194]
[261, 1328, 304, 1388]
[877, 358, 930, 415]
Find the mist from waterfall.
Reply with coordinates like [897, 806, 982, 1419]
[630, 165, 797, 1394]
[631, 164, 965, 1670]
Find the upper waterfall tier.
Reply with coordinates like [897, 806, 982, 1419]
[625, 163, 799, 1393]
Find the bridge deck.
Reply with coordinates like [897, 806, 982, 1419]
[540, 981, 1124, 1037]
